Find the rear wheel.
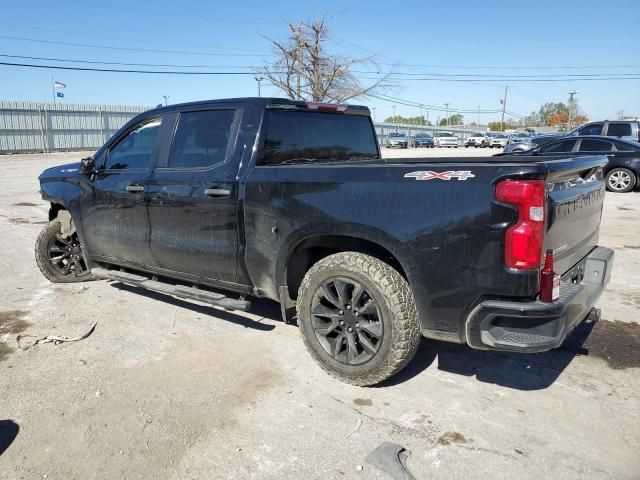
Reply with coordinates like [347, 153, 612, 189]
[35, 219, 95, 283]
[606, 168, 636, 193]
[297, 252, 421, 386]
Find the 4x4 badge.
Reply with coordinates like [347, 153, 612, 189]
[404, 171, 476, 181]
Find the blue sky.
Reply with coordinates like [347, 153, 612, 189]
[1, 0, 638, 124]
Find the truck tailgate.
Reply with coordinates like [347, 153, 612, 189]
[543, 155, 607, 275]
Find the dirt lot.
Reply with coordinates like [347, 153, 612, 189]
[1, 150, 639, 480]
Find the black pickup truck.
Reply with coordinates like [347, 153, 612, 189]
[36, 97, 614, 385]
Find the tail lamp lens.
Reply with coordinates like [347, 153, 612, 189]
[496, 180, 546, 270]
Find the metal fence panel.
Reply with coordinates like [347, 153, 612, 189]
[1, 101, 494, 153]
[0, 101, 150, 153]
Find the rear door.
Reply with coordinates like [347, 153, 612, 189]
[80, 116, 163, 266]
[146, 106, 244, 284]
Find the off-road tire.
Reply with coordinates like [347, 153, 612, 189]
[297, 252, 421, 386]
[35, 219, 96, 283]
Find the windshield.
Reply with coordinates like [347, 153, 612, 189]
[389, 133, 406, 138]
[495, 134, 508, 139]
[437, 133, 455, 137]
[416, 135, 432, 139]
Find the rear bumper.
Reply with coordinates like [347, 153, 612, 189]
[465, 246, 614, 352]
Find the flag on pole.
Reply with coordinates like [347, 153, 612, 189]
[54, 81, 66, 89]
[56, 92, 64, 98]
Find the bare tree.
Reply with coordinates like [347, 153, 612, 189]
[258, 16, 395, 103]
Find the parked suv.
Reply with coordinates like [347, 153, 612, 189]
[529, 120, 640, 150]
[464, 133, 490, 148]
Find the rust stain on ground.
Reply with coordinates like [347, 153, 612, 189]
[0, 343, 13, 362]
[438, 431, 468, 445]
[0, 311, 29, 362]
[0, 310, 30, 335]
[584, 319, 640, 370]
[353, 398, 373, 406]
[7, 217, 31, 225]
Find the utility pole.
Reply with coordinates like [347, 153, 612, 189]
[444, 103, 450, 126]
[372, 107, 377, 122]
[477, 105, 481, 127]
[254, 76, 264, 97]
[500, 86, 508, 131]
[426, 109, 429, 126]
[617, 109, 624, 120]
[51, 75, 56, 104]
[567, 90, 578, 129]
[420, 106, 423, 125]
[162, 95, 169, 106]
[392, 105, 397, 130]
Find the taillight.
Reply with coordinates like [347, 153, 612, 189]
[305, 102, 347, 112]
[495, 179, 546, 270]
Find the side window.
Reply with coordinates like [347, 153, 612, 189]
[613, 141, 635, 151]
[578, 123, 603, 136]
[539, 139, 576, 153]
[168, 110, 236, 169]
[578, 139, 613, 152]
[607, 122, 632, 137]
[105, 119, 162, 170]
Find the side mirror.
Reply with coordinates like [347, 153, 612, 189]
[80, 156, 96, 174]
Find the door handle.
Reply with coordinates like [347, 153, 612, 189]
[125, 184, 145, 193]
[205, 187, 232, 197]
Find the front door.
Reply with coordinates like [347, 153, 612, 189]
[146, 107, 242, 284]
[80, 116, 163, 267]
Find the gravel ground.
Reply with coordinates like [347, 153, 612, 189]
[0, 150, 639, 480]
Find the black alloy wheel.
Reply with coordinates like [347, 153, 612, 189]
[310, 277, 383, 366]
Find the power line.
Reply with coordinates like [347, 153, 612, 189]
[0, 53, 256, 69]
[0, 61, 267, 75]
[361, 75, 640, 82]
[5, 54, 635, 79]
[356, 71, 640, 78]
[0, 35, 268, 57]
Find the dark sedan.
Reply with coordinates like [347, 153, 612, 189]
[499, 136, 640, 193]
[414, 134, 434, 147]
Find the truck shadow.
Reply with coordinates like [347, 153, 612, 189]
[381, 319, 597, 390]
[111, 283, 278, 332]
[109, 283, 603, 391]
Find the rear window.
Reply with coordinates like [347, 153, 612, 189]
[578, 139, 613, 152]
[607, 122, 632, 137]
[613, 140, 638, 151]
[259, 110, 378, 165]
[539, 139, 576, 153]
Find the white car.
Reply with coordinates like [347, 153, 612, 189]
[433, 132, 460, 148]
[489, 134, 509, 148]
[464, 132, 491, 148]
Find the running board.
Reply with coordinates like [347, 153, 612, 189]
[91, 267, 251, 311]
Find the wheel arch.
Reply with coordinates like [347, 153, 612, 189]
[281, 234, 408, 302]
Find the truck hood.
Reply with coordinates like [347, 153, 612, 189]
[38, 162, 83, 182]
